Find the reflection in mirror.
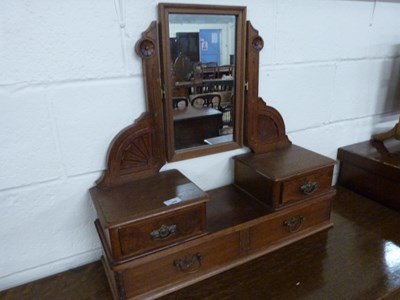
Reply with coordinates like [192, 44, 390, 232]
[170, 14, 236, 150]
[159, 4, 246, 161]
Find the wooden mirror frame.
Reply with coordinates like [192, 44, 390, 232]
[158, 3, 246, 162]
[95, 5, 291, 188]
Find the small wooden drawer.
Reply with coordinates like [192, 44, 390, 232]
[280, 166, 333, 205]
[117, 204, 206, 258]
[234, 145, 335, 209]
[119, 232, 241, 299]
[91, 169, 209, 262]
[249, 192, 333, 251]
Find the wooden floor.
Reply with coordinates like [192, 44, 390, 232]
[2, 186, 400, 300]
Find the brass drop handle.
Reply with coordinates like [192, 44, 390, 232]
[283, 215, 304, 233]
[150, 224, 177, 240]
[301, 181, 318, 195]
[174, 253, 202, 273]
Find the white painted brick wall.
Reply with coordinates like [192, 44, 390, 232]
[1, 0, 399, 291]
[0, 0, 126, 85]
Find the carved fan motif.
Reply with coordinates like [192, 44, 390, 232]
[120, 133, 153, 170]
[97, 113, 164, 187]
[248, 98, 291, 152]
[257, 115, 279, 141]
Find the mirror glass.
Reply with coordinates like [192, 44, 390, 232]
[159, 4, 246, 161]
[169, 14, 236, 150]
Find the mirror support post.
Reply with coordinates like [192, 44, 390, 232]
[135, 21, 166, 164]
[244, 21, 291, 153]
[95, 22, 166, 188]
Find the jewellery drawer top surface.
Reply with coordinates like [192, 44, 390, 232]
[90, 169, 209, 229]
[234, 144, 335, 181]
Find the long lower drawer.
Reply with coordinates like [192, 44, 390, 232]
[249, 192, 333, 251]
[119, 231, 241, 299]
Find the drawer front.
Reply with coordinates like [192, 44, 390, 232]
[121, 232, 241, 298]
[118, 204, 206, 258]
[280, 166, 333, 205]
[250, 195, 332, 250]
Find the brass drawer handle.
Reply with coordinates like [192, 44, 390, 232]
[174, 253, 202, 273]
[150, 224, 177, 240]
[283, 215, 304, 233]
[300, 181, 318, 195]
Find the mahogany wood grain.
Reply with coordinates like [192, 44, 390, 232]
[244, 21, 291, 153]
[249, 192, 333, 251]
[280, 167, 332, 204]
[236, 144, 335, 180]
[160, 187, 400, 300]
[88, 6, 337, 299]
[4, 188, 400, 300]
[117, 205, 206, 258]
[98, 183, 333, 299]
[235, 145, 335, 209]
[97, 22, 166, 188]
[91, 169, 208, 262]
[96, 113, 164, 187]
[120, 233, 241, 299]
[91, 170, 208, 227]
[135, 21, 166, 165]
[337, 139, 400, 211]
[205, 184, 271, 233]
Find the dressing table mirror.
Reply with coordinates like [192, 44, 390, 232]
[89, 3, 336, 299]
[159, 4, 246, 161]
